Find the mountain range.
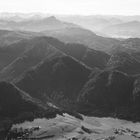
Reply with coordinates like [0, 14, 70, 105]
[1, 15, 140, 138]
[60, 15, 140, 38]
[0, 16, 119, 52]
[78, 70, 140, 121]
[102, 21, 140, 38]
[0, 35, 139, 120]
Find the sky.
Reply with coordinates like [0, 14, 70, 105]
[0, 0, 140, 15]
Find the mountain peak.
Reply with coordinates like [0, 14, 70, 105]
[47, 16, 57, 20]
[43, 16, 59, 23]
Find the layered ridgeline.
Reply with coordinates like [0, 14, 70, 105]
[14, 54, 140, 122]
[1, 28, 140, 127]
[61, 15, 140, 38]
[77, 38, 140, 121]
[0, 36, 109, 82]
[0, 82, 48, 120]
[15, 54, 91, 106]
[0, 16, 119, 52]
[42, 26, 118, 52]
[9, 38, 140, 122]
[0, 30, 42, 71]
[109, 38, 140, 54]
[102, 21, 140, 38]
[0, 30, 33, 47]
[105, 37, 140, 75]
[1, 35, 140, 82]
[78, 70, 140, 121]
[0, 29, 38, 46]
[0, 40, 32, 71]
[2, 15, 140, 139]
[1, 36, 140, 122]
[107, 52, 140, 75]
[0, 81, 64, 139]
[0, 16, 77, 32]
[0, 36, 109, 111]
[0, 37, 60, 82]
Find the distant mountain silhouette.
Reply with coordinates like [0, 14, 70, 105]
[0, 17, 119, 52]
[102, 21, 140, 38]
[59, 16, 123, 33]
[43, 26, 118, 52]
[0, 16, 78, 32]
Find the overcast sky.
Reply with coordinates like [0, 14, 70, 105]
[0, 0, 140, 15]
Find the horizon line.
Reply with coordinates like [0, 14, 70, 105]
[0, 12, 140, 17]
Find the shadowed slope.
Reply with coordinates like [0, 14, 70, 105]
[15, 55, 91, 103]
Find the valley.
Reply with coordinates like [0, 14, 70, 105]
[0, 14, 140, 139]
[9, 114, 140, 140]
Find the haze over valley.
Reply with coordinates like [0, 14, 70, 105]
[1, 0, 140, 139]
